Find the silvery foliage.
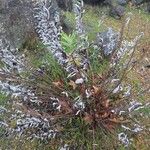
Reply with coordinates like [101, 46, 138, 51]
[33, 0, 88, 111]
[73, 0, 89, 70]
[117, 99, 148, 147]
[117, 99, 149, 147]
[111, 31, 144, 67]
[59, 144, 69, 150]
[0, 105, 9, 129]
[118, 132, 130, 147]
[0, 38, 25, 97]
[0, 39, 24, 73]
[111, 79, 149, 147]
[33, 0, 79, 78]
[121, 124, 143, 133]
[0, 105, 57, 139]
[117, 32, 144, 60]
[0, 0, 88, 140]
[34, 0, 89, 79]
[74, 96, 85, 115]
[0, 106, 7, 114]
[118, 109, 147, 147]
[0, 0, 148, 145]
[73, 0, 85, 41]
[0, 38, 39, 100]
[0, 38, 26, 134]
[96, 28, 119, 56]
[0, 38, 57, 139]
[15, 116, 56, 140]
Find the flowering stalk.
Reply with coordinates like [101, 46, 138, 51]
[33, 0, 80, 78]
[33, 0, 89, 80]
[72, 0, 89, 70]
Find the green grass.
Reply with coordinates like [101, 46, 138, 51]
[0, 92, 8, 106]
[21, 38, 67, 82]
[0, 92, 9, 149]
[0, 61, 4, 69]
[0, 137, 51, 150]
[90, 55, 109, 74]
[42, 53, 66, 81]
[56, 117, 118, 150]
[61, 31, 77, 53]
[136, 107, 150, 116]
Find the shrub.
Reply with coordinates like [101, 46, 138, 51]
[0, 0, 149, 149]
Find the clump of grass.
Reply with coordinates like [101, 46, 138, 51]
[12, 30, 144, 149]
[20, 38, 67, 81]
[89, 47, 109, 74]
[0, 92, 8, 106]
[0, 61, 4, 69]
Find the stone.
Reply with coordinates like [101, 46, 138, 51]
[117, 0, 128, 6]
[56, 0, 73, 11]
[146, 1, 150, 13]
[104, 0, 127, 6]
[104, 0, 126, 19]
[110, 5, 125, 19]
[0, 0, 36, 48]
[104, 0, 112, 5]
[131, 0, 144, 5]
[147, 2, 150, 13]
[83, 0, 105, 5]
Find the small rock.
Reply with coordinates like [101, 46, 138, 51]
[147, 2, 150, 13]
[0, 0, 35, 48]
[56, 0, 73, 11]
[110, 5, 125, 19]
[83, 0, 105, 5]
[144, 64, 150, 68]
[117, 0, 127, 6]
[131, 0, 144, 5]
